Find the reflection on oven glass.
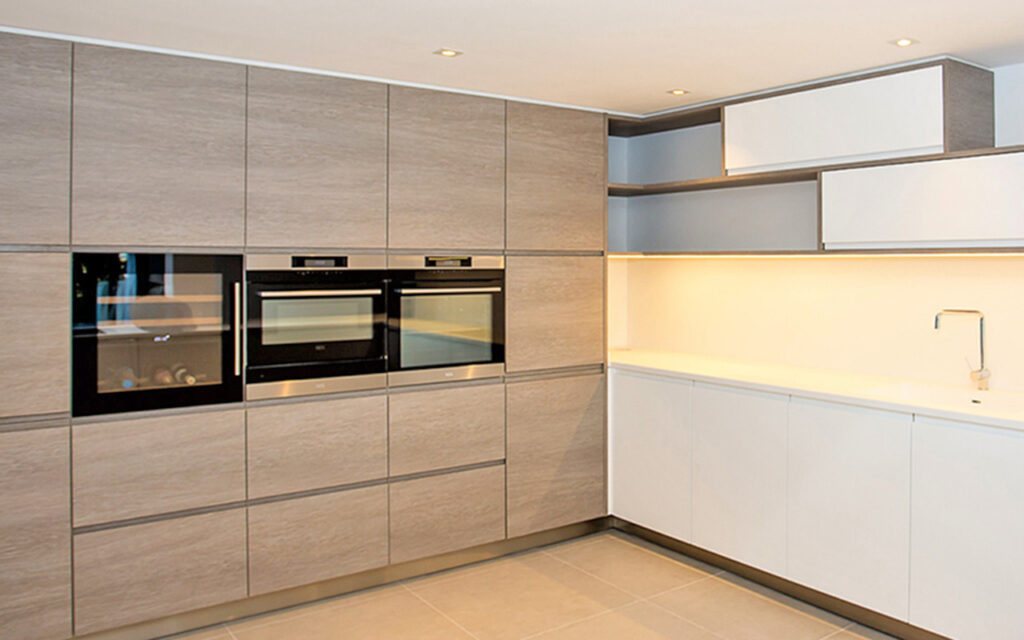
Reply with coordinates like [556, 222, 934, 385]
[262, 297, 374, 346]
[400, 294, 493, 368]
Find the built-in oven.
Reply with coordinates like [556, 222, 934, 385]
[386, 255, 504, 386]
[72, 252, 243, 417]
[246, 254, 387, 400]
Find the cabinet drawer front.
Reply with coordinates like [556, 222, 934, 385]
[248, 485, 388, 595]
[389, 465, 506, 564]
[73, 509, 247, 634]
[73, 409, 245, 526]
[389, 383, 505, 476]
[247, 395, 386, 498]
[0, 427, 71, 640]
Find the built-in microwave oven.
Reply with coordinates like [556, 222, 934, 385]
[245, 254, 387, 400]
[386, 255, 504, 386]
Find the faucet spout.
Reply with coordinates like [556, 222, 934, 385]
[934, 309, 988, 390]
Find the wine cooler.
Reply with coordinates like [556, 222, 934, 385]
[72, 253, 243, 416]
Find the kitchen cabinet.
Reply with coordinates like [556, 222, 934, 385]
[609, 369, 693, 542]
[247, 395, 386, 498]
[0, 252, 69, 419]
[909, 416, 1024, 640]
[389, 382, 505, 477]
[388, 87, 505, 250]
[0, 426, 71, 640]
[506, 102, 605, 251]
[507, 374, 606, 538]
[505, 256, 604, 372]
[691, 382, 787, 575]
[787, 398, 911, 620]
[73, 509, 247, 634]
[821, 150, 1024, 249]
[724, 62, 992, 175]
[389, 465, 506, 563]
[72, 409, 245, 526]
[246, 68, 387, 249]
[0, 33, 70, 246]
[248, 485, 388, 595]
[72, 45, 245, 247]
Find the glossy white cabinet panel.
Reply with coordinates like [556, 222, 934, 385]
[609, 369, 693, 541]
[910, 416, 1024, 640]
[787, 397, 911, 620]
[691, 382, 788, 575]
[822, 151, 1024, 249]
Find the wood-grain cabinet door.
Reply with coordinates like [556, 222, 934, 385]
[507, 374, 606, 538]
[0, 252, 69, 419]
[0, 33, 70, 245]
[506, 102, 605, 251]
[71, 45, 245, 247]
[246, 68, 387, 249]
[0, 426, 71, 640]
[506, 256, 604, 372]
[388, 87, 505, 250]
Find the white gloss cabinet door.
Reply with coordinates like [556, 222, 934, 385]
[691, 382, 788, 575]
[910, 416, 1024, 640]
[787, 398, 912, 620]
[609, 369, 693, 541]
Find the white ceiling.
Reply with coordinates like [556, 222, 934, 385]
[2, 0, 1024, 115]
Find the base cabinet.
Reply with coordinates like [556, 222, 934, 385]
[909, 417, 1024, 640]
[609, 369, 692, 541]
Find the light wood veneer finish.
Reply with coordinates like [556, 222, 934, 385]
[247, 485, 388, 595]
[0, 427, 71, 640]
[246, 68, 387, 249]
[247, 395, 386, 498]
[0, 33, 70, 245]
[507, 374, 606, 538]
[388, 382, 505, 477]
[506, 256, 604, 372]
[71, 45, 245, 247]
[72, 409, 245, 526]
[388, 86, 505, 250]
[389, 464, 506, 564]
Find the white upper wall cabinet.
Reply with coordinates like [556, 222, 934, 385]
[821, 151, 1024, 249]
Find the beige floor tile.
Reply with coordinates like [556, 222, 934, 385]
[713, 572, 851, 629]
[227, 582, 407, 633]
[166, 625, 232, 639]
[228, 588, 474, 640]
[408, 551, 636, 640]
[651, 576, 842, 640]
[529, 601, 722, 640]
[605, 531, 725, 576]
[829, 623, 900, 640]
[546, 535, 714, 597]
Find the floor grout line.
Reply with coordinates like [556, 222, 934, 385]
[401, 583, 483, 640]
[540, 548, 647, 601]
[223, 624, 240, 640]
[600, 533, 727, 577]
[516, 600, 638, 640]
[640, 595, 730, 640]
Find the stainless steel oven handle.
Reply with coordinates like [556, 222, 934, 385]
[233, 282, 242, 376]
[395, 287, 502, 295]
[257, 289, 383, 298]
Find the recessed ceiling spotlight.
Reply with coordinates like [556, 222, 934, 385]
[434, 48, 463, 57]
[891, 38, 918, 47]
[667, 89, 689, 96]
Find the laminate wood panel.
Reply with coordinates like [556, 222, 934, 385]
[247, 395, 386, 498]
[388, 87, 505, 250]
[246, 68, 387, 249]
[72, 409, 245, 526]
[73, 509, 247, 634]
[248, 485, 388, 595]
[389, 465, 506, 564]
[389, 383, 505, 476]
[507, 374, 606, 538]
[506, 256, 604, 372]
[0, 427, 71, 640]
[0, 253, 69, 419]
[72, 45, 245, 247]
[506, 102, 605, 251]
[0, 33, 70, 245]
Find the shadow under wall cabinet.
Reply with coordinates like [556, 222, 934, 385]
[71, 45, 246, 247]
[0, 33, 70, 245]
[246, 68, 387, 249]
[388, 87, 506, 250]
[0, 426, 71, 640]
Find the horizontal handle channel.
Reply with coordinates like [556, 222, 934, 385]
[395, 287, 502, 295]
[258, 289, 382, 298]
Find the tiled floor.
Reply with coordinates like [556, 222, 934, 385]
[173, 531, 896, 640]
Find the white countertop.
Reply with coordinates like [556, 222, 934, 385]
[609, 349, 1024, 432]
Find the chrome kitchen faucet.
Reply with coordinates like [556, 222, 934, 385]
[934, 309, 990, 391]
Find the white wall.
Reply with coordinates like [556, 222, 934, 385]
[995, 62, 1024, 147]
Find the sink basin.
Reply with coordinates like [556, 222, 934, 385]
[863, 381, 1024, 420]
